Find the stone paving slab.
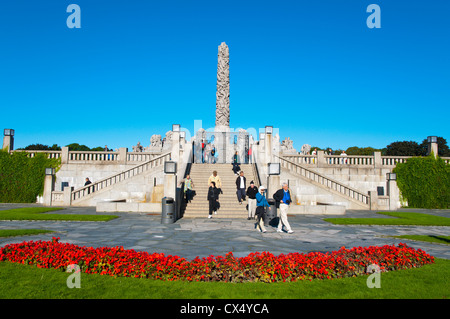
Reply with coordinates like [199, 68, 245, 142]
[0, 205, 449, 260]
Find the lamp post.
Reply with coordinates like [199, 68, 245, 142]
[3, 128, 14, 152]
[427, 136, 438, 158]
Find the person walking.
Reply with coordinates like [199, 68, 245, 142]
[207, 181, 220, 218]
[255, 186, 269, 233]
[184, 175, 194, 203]
[232, 151, 240, 175]
[246, 180, 258, 220]
[235, 170, 246, 204]
[84, 177, 93, 194]
[208, 170, 222, 192]
[273, 183, 294, 233]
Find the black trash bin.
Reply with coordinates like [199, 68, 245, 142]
[265, 199, 278, 226]
[161, 197, 175, 224]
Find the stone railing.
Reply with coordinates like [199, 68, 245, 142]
[51, 191, 64, 203]
[126, 152, 164, 164]
[10, 150, 62, 159]
[276, 155, 370, 208]
[11, 148, 163, 165]
[282, 152, 450, 169]
[69, 151, 119, 162]
[71, 152, 171, 203]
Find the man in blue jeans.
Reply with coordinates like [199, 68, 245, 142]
[273, 183, 294, 233]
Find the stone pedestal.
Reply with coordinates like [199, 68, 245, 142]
[268, 175, 280, 199]
[428, 142, 438, 158]
[387, 180, 400, 210]
[2, 135, 13, 152]
[164, 174, 177, 199]
[43, 175, 55, 206]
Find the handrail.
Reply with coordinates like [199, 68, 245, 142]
[71, 152, 171, 202]
[276, 155, 370, 207]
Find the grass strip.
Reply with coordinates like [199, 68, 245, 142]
[0, 259, 448, 299]
[392, 235, 450, 245]
[0, 207, 118, 222]
[0, 229, 55, 238]
[324, 212, 450, 226]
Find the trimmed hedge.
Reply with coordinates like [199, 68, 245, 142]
[393, 155, 450, 209]
[0, 150, 60, 203]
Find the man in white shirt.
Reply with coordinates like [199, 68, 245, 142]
[235, 171, 246, 204]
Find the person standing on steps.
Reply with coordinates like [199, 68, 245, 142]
[207, 181, 220, 218]
[235, 170, 246, 205]
[208, 170, 222, 193]
[273, 183, 294, 233]
[255, 186, 269, 233]
[246, 180, 258, 220]
[184, 175, 194, 203]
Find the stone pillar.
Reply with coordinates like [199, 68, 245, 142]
[61, 147, 69, 164]
[164, 174, 177, 199]
[171, 131, 180, 164]
[2, 136, 14, 152]
[265, 132, 272, 164]
[63, 186, 74, 206]
[369, 190, 378, 211]
[43, 174, 55, 206]
[118, 148, 128, 164]
[373, 151, 382, 169]
[268, 175, 280, 199]
[215, 42, 230, 129]
[427, 137, 438, 158]
[317, 150, 325, 168]
[387, 180, 400, 210]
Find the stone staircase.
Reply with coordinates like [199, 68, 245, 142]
[183, 163, 257, 218]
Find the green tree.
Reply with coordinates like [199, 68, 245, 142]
[346, 146, 382, 155]
[66, 143, 90, 151]
[385, 141, 420, 156]
[417, 137, 450, 157]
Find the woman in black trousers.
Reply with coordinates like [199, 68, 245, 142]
[207, 181, 220, 219]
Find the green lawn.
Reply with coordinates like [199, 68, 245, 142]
[324, 212, 450, 226]
[0, 229, 55, 238]
[393, 235, 450, 245]
[0, 259, 448, 299]
[0, 207, 118, 222]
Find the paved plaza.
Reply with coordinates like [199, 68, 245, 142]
[0, 204, 449, 260]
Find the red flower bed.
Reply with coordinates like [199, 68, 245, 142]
[0, 237, 434, 282]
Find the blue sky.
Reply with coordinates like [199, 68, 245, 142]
[0, 0, 449, 151]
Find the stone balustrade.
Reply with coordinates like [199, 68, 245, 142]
[126, 152, 163, 164]
[11, 148, 163, 165]
[69, 151, 119, 162]
[51, 191, 64, 205]
[282, 151, 450, 168]
[276, 155, 370, 208]
[11, 150, 62, 159]
[70, 152, 171, 204]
